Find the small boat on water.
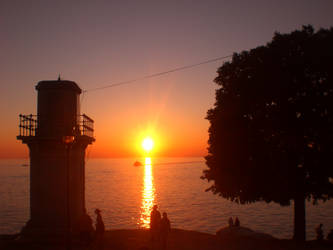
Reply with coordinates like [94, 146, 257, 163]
[133, 161, 143, 167]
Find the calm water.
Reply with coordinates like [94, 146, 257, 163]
[0, 158, 332, 239]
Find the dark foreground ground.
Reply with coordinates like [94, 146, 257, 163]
[1, 229, 333, 250]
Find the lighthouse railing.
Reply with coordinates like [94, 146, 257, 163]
[78, 114, 94, 138]
[18, 114, 94, 139]
[18, 114, 38, 137]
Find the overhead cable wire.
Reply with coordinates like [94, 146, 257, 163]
[83, 54, 232, 93]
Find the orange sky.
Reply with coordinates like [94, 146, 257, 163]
[1, 72, 215, 158]
[1, 1, 332, 158]
[88, 78, 212, 158]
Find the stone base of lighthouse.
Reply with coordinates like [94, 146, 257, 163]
[18, 137, 94, 242]
[19, 220, 71, 243]
[19, 215, 93, 243]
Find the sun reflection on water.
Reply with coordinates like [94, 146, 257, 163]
[139, 157, 155, 228]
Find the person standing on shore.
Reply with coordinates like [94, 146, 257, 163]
[228, 217, 233, 227]
[160, 212, 171, 250]
[315, 223, 324, 241]
[95, 209, 105, 249]
[150, 205, 161, 246]
[234, 217, 240, 227]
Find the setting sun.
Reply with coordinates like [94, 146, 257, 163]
[142, 137, 154, 153]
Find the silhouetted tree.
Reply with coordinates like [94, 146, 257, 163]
[202, 26, 333, 241]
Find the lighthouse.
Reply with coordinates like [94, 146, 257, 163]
[17, 79, 95, 240]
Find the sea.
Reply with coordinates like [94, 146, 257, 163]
[0, 157, 332, 239]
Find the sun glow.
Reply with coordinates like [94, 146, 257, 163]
[142, 137, 154, 153]
[133, 128, 163, 156]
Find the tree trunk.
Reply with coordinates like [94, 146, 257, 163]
[293, 195, 306, 241]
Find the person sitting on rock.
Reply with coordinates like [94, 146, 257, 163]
[79, 212, 94, 246]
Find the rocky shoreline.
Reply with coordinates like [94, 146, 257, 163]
[1, 227, 333, 250]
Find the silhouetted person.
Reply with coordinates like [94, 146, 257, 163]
[228, 217, 233, 227]
[234, 217, 240, 227]
[160, 212, 171, 250]
[95, 209, 105, 249]
[327, 229, 333, 240]
[150, 205, 161, 246]
[79, 213, 94, 246]
[315, 224, 324, 241]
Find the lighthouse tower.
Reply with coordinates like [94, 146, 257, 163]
[17, 79, 95, 239]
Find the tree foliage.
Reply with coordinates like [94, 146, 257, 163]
[202, 26, 333, 238]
